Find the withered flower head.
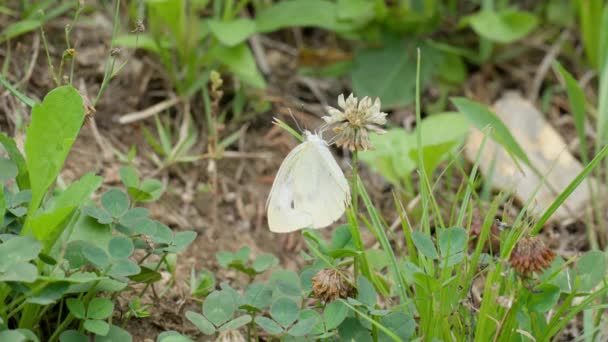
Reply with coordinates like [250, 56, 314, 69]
[215, 329, 246, 342]
[323, 93, 387, 151]
[312, 268, 355, 303]
[509, 236, 555, 275]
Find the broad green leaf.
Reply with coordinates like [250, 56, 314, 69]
[252, 253, 279, 273]
[467, 10, 538, 43]
[207, 19, 256, 46]
[157, 332, 194, 342]
[244, 283, 273, 309]
[324, 300, 348, 330]
[96, 325, 132, 342]
[526, 284, 560, 312]
[0, 157, 17, 180]
[138, 179, 164, 202]
[0, 19, 41, 43]
[87, 297, 114, 320]
[108, 236, 134, 259]
[411, 231, 439, 260]
[210, 44, 266, 88]
[216, 251, 234, 268]
[575, 250, 606, 291]
[165, 231, 197, 252]
[118, 207, 149, 227]
[356, 275, 376, 306]
[59, 330, 88, 342]
[129, 265, 162, 284]
[24, 86, 85, 225]
[451, 97, 533, 169]
[67, 215, 113, 251]
[0, 236, 41, 269]
[0, 132, 29, 189]
[288, 317, 318, 337]
[26, 282, 69, 304]
[101, 189, 129, 218]
[338, 317, 372, 341]
[203, 290, 237, 326]
[83, 319, 110, 336]
[0, 262, 38, 282]
[119, 165, 139, 188]
[186, 311, 215, 335]
[269, 270, 301, 296]
[218, 315, 252, 332]
[255, 316, 283, 335]
[66, 298, 86, 319]
[83, 207, 113, 224]
[438, 227, 467, 266]
[83, 245, 110, 269]
[256, 0, 353, 33]
[351, 40, 441, 108]
[108, 259, 141, 277]
[30, 173, 103, 249]
[270, 297, 299, 328]
[378, 311, 415, 342]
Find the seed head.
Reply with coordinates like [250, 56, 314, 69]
[323, 93, 387, 151]
[311, 268, 355, 303]
[215, 329, 246, 342]
[509, 236, 555, 275]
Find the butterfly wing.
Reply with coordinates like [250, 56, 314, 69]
[292, 138, 350, 228]
[267, 141, 315, 233]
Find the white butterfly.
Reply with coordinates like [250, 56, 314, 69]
[267, 131, 351, 233]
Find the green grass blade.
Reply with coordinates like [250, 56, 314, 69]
[531, 143, 608, 235]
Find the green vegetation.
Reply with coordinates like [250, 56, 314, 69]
[1, 0, 608, 341]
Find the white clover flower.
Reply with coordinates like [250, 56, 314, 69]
[323, 93, 387, 151]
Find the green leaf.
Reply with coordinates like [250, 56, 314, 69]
[351, 40, 441, 108]
[235, 246, 250, 264]
[66, 298, 86, 319]
[108, 259, 141, 277]
[270, 297, 299, 328]
[128, 266, 162, 284]
[244, 283, 273, 310]
[554, 61, 588, 163]
[119, 165, 139, 188]
[138, 179, 164, 202]
[83, 319, 110, 336]
[208, 19, 256, 46]
[165, 231, 197, 252]
[338, 317, 372, 341]
[216, 251, 234, 268]
[437, 227, 467, 266]
[526, 284, 560, 312]
[24, 86, 85, 222]
[0, 157, 17, 180]
[95, 325, 132, 342]
[378, 311, 415, 342]
[157, 331, 194, 342]
[83, 207, 113, 224]
[256, 0, 353, 33]
[186, 311, 215, 335]
[255, 316, 283, 335]
[31, 173, 103, 250]
[270, 270, 302, 296]
[288, 317, 318, 337]
[108, 236, 134, 259]
[324, 300, 348, 330]
[575, 250, 606, 292]
[451, 97, 533, 169]
[150, 222, 173, 244]
[87, 297, 114, 320]
[467, 10, 538, 43]
[218, 315, 252, 332]
[252, 253, 279, 273]
[59, 330, 88, 342]
[0, 19, 41, 43]
[203, 290, 237, 326]
[101, 189, 130, 218]
[0, 132, 29, 189]
[0, 236, 41, 269]
[113, 34, 160, 54]
[26, 282, 69, 305]
[191, 268, 216, 297]
[118, 207, 149, 227]
[210, 44, 266, 88]
[0, 262, 38, 282]
[356, 275, 376, 306]
[83, 245, 110, 269]
[411, 231, 439, 260]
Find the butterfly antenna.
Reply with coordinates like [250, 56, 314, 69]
[287, 109, 303, 133]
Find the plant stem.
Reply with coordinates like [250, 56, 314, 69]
[348, 148, 372, 282]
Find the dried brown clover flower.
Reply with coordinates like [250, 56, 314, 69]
[311, 268, 355, 303]
[323, 93, 387, 151]
[215, 329, 246, 342]
[509, 236, 555, 275]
